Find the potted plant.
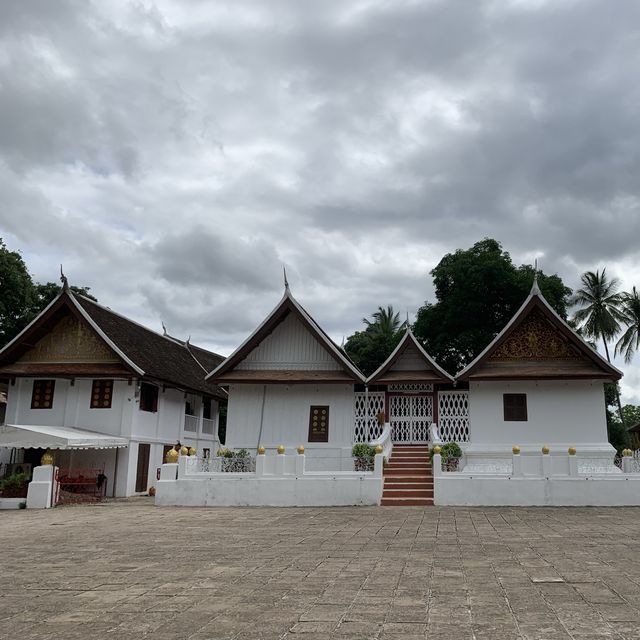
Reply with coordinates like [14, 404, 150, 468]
[351, 444, 376, 471]
[430, 442, 462, 471]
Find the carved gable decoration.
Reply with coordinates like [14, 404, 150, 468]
[18, 315, 120, 364]
[490, 308, 580, 361]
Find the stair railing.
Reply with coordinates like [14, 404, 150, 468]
[370, 422, 393, 461]
[430, 422, 442, 445]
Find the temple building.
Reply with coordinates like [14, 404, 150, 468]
[0, 283, 225, 498]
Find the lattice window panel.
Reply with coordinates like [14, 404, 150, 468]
[388, 383, 433, 392]
[438, 391, 470, 442]
[353, 392, 386, 442]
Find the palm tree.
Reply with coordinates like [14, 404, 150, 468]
[363, 305, 404, 339]
[572, 268, 626, 424]
[616, 287, 640, 364]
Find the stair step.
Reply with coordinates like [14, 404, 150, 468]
[383, 489, 433, 498]
[385, 469, 433, 476]
[385, 481, 433, 489]
[380, 498, 434, 506]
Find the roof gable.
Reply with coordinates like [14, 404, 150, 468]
[0, 289, 226, 397]
[457, 282, 622, 381]
[367, 330, 454, 385]
[207, 290, 365, 383]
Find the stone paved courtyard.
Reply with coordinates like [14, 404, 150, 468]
[2, 502, 640, 639]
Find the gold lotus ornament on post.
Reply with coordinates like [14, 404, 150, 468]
[296, 445, 305, 455]
[41, 450, 54, 466]
[188, 447, 197, 457]
[568, 447, 577, 456]
[512, 446, 521, 455]
[432, 445, 442, 455]
[375, 445, 383, 455]
[257, 446, 266, 455]
[277, 445, 285, 455]
[541, 445, 550, 455]
[180, 446, 189, 456]
[165, 448, 179, 464]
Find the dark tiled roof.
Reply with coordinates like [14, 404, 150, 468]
[74, 295, 226, 398]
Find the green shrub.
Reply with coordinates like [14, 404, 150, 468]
[351, 444, 376, 460]
[216, 447, 250, 459]
[441, 442, 462, 460]
[0, 472, 30, 492]
[430, 442, 462, 461]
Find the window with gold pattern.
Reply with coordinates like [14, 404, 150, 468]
[90, 379, 113, 409]
[31, 380, 55, 409]
[308, 405, 329, 442]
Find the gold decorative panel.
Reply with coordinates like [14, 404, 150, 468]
[19, 315, 120, 364]
[490, 308, 580, 360]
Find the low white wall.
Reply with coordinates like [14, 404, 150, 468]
[434, 452, 640, 506]
[155, 453, 384, 507]
[157, 475, 381, 507]
[435, 474, 640, 507]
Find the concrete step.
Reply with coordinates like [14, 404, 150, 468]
[384, 481, 433, 490]
[384, 469, 433, 477]
[383, 489, 434, 498]
[380, 498, 434, 506]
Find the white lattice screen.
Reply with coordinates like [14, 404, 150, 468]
[438, 391, 470, 442]
[388, 383, 433, 392]
[353, 392, 385, 442]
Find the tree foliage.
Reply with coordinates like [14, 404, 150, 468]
[412, 239, 572, 374]
[616, 286, 640, 364]
[345, 305, 405, 376]
[0, 238, 96, 348]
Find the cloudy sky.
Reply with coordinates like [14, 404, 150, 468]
[2, 0, 640, 401]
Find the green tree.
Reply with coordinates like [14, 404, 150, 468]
[571, 269, 625, 425]
[345, 305, 405, 376]
[0, 238, 97, 348]
[0, 239, 36, 347]
[604, 383, 632, 452]
[412, 239, 572, 374]
[34, 281, 97, 309]
[616, 286, 640, 364]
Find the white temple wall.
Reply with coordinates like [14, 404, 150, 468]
[468, 380, 609, 447]
[226, 384, 356, 468]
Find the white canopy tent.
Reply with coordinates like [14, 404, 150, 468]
[0, 424, 128, 450]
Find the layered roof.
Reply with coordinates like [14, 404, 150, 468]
[0, 288, 226, 398]
[207, 288, 365, 384]
[367, 329, 454, 385]
[457, 280, 622, 381]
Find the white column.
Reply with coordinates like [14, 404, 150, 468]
[512, 452, 523, 477]
[26, 465, 57, 509]
[433, 453, 442, 477]
[541, 453, 552, 478]
[296, 453, 305, 476]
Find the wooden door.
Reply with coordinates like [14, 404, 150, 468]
[135, 443, 151, 493]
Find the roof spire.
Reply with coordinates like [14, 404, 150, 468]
[161, 321, 168, 336]
[283, 265, 290, 292]
[531, 258, 541, 295]
[60, 264, 69, 292]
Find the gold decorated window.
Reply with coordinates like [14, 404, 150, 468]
[90, 379, 113, 409]
[308, 406, 329, 443]
[31, 380, 55, 409]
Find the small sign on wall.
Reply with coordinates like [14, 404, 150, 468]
[308, 405, 329, 442]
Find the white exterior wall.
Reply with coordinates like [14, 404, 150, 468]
[236, 313, 341, 371]
[226, 384, 356, 470]
[3, 378, 219, 497]
[465, 380, 614, 473]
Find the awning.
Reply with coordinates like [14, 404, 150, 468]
[0, 424, 128, 450]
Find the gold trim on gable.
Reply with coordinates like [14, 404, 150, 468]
[18, 315, 120, 364]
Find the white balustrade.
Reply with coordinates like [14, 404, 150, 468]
[184, 414, 198, 433]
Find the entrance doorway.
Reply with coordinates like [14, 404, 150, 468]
[135, 443, 150, 493]
[389, 395, 432, 443]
